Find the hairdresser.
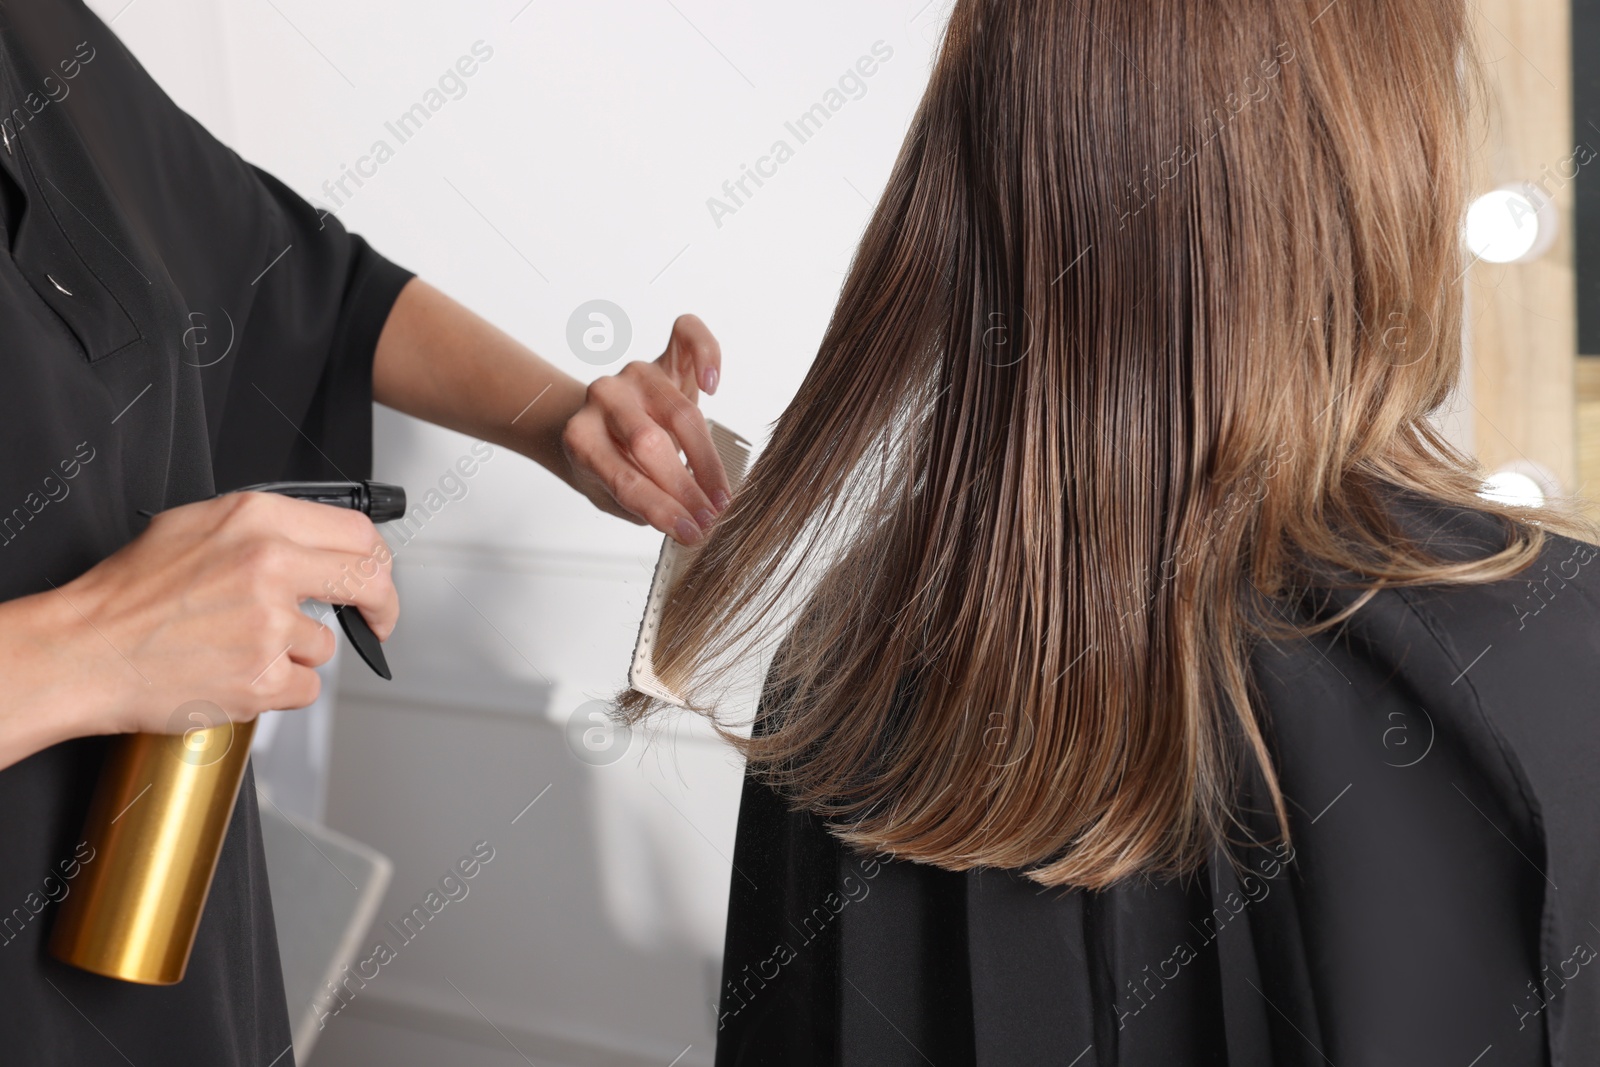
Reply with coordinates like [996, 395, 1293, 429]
[0, 3, 726, 1063]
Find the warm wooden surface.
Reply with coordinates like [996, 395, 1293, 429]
[1466, 0, 1579, 494]
[1577, 357, 1600, 493]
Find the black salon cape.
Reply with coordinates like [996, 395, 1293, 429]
[717, 495, 1600, 1066]
[0, 2, 412, 1065]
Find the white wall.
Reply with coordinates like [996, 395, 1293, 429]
[91, 1, 951, 1063]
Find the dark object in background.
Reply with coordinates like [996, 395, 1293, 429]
[1577, 0, 1600, 353]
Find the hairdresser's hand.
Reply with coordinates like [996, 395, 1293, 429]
[560, 314, 730, 545]
[34, 492, 397, 743]
[372, 282, 727, 543]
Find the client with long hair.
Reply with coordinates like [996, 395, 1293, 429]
[623, 1, 1600, 1062]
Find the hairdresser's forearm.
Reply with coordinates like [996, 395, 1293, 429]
[0, 589, 100, 770]
[371, 278, 588, 487]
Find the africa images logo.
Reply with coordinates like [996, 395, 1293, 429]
[311, 41, 496, 227]
[704, 41, 895, 229]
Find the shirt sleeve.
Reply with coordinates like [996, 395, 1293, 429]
[8, 0, 416, 489]
[205, 168, 416, 489]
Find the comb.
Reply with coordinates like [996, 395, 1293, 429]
[629, 421, 752, 707]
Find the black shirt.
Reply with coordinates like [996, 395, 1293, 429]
[717, 495, 1600, 1065]
[0, 2, 412, 1064]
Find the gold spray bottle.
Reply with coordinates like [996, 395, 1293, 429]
[49, 481, 404, 984]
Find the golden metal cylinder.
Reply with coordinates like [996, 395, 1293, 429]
[49, 715, 256, 985]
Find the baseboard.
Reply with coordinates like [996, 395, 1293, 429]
[335, 986, 714, 1067]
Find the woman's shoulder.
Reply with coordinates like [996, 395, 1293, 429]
[1377, 489, 1600, 646]
[1246, 490, 1600, 1059]
[1252, 488, 1600, 779]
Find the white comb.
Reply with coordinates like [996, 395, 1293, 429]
[629, 420, 752, 707]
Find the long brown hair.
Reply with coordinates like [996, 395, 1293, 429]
[621, 0, 1594, 888]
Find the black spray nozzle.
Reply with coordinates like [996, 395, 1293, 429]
[362, 482, 407, 523]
